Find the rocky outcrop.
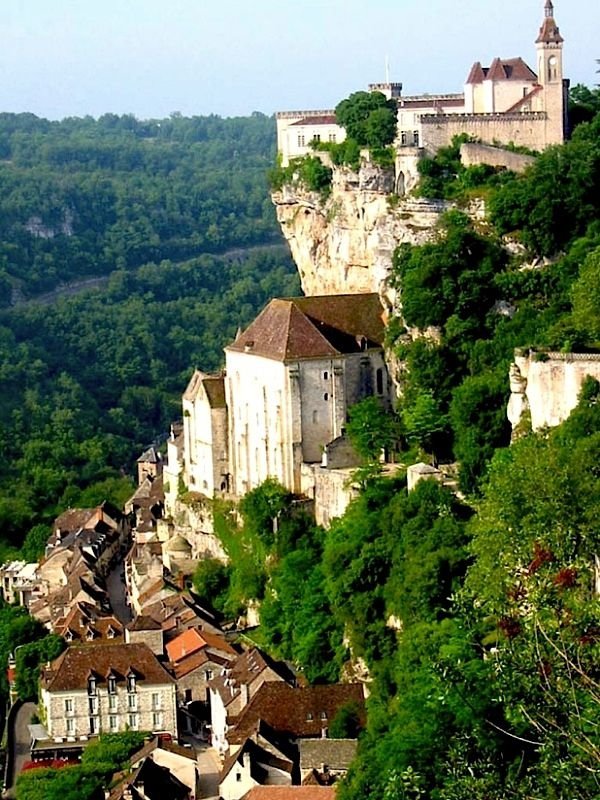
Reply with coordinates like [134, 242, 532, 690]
[508, 350, 600, 435]
[272, 161, 449, 301]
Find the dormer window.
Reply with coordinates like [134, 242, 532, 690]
[127, 674, 136, 693]
[65, 629, 74, 642]
[108, 676, 116, 694]
[88, 676, 96, 696]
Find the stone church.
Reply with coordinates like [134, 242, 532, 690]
[277, 0, 568, 186]
[170, 293, 390, 501]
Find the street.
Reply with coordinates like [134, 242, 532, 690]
[3, 701, 36, 799]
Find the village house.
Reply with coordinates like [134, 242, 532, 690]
[209, 647, 298, 754]
[277, 1, 568, 193]
[40, 642, 178, 741]
[298, 738, 357, 786]
[0, 560, 39, 606]
[166, 626, 238, 736]
[219, 736, 295, 800]
[226, 683, 365, 750]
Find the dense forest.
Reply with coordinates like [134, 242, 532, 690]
[0, 112, 298, 554]
[0, 111, 280, 300]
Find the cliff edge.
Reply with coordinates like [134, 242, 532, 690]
[272, 160, 448, 301]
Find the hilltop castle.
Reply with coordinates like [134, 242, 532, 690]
[277, 0, 568, 191]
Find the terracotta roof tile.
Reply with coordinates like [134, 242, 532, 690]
[230, 683, 364, 743]
[290, 116, 337, 127]
[475, 57, 537, 84]
[241, 788, 336, 800]
[227, 295, 385, 362]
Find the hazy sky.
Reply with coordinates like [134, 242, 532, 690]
[1, 1, 597, 120]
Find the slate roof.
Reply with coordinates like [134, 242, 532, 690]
[466, 57, 537, 84]
[41, 642, 175, 691]
[299, 739, 357, 771]
[241, 788, 336, 800]
[137, 446, 162, 464]
[227, 295, 385, 362]
[229, 683, 365, 743]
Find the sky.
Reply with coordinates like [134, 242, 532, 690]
[0, 0, 597, 121]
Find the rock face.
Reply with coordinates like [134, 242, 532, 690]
[508, 350, 600, 434]
[272, 161, 448, 300]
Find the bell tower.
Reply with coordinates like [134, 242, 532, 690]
[536, 0, 568, 144]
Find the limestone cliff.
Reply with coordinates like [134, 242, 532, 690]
[272, 161, 448, 301]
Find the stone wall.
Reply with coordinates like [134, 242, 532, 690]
[460, 142, 536, 173]
[420, 112, 547, 155]
[508, 351, 600, 433]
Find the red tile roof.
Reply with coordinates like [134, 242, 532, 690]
[466, 57, 537, 84]
[230, 683, 365, 743]
[290, 116, 337, 127]
[227, 295, 386, 362]
[166, 627, 236, 663]
[241, 789, 336, 800]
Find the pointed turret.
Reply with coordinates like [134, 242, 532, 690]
[536, 0, 564, 44]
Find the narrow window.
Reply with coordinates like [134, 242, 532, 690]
[152, 711, 162, 729]
[376, 368, 384, 395]
[323, 393, 329, 401]
[66, 718, 75, 735]
[323, 371, 328, 380]
[109, 715, 118, 731]
[152, 692, 160, 710]
[401, 131, 407, 146]
[413, 130, 420, 146]
[108, 677, 116, 694]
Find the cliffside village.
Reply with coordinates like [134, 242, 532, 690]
[2, 3, 590, 799]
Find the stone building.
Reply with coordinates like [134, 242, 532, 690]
[224, 294, 390, 495]
[174, 294, 389, 499]
[40, 642, 178, 741]
[277, 1, 568, 189]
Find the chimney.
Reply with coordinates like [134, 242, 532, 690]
[240, 682, 250, 707]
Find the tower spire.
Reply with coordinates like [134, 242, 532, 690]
[536, 0, 563, 44]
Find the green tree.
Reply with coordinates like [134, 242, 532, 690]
[335, 91, 397, 148]
[346, 397, 398, 461]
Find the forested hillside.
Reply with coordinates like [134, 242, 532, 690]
[0, 112, 298, 553]
[0, 112, 280, 300]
